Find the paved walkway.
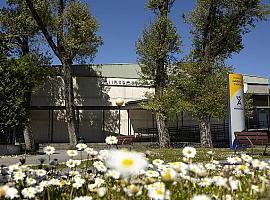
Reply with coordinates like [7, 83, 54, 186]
[0, 150, 90, 166]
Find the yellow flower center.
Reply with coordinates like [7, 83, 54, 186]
[240, 165, 246, 171]
[163, 172, 172, 181]
[122, 158, 134, 167]
[156, 188, 164, 195]
[130, 185, 139, 193]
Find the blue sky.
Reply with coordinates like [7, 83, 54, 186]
[88, 0, 270, 81]
[1, 0, 270, 80]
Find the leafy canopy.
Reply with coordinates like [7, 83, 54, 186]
[0, 55, 53, 134]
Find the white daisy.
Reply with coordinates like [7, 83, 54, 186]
[182, 146, 197, 158]
[105, 150, 148, 177]
[21, 187, 37, 199]
[35, 169, 47, 177]
[124, 184, 142, 197]
[43, 146, 55, 155]
[147, 182, 170, 200]
[152, 159, 164, 166]
[85, 147, 95, 155]
[106, 169, 121, 179]
[66, 159, 76, 168]
[76, 143, 88, 151]
[105, 136, 118, 145]
[13, 171, 26, 181]
[161, 168, 177, 182]
[26, 177, 37, 186]
[67, 150, 78, 157]
[97, 187, 106, 197]
[5, 187, 19, 199]
[93, 161, 107, 172]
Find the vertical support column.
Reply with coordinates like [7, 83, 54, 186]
[176, 113, 179, 129]
[118, 107, 121, 135]
[181, 111, 184, 127]
[256, 108, 259, 130]
[268, 95, 270, 131]
[102, 109, 105, 133]
[51, 109, 54, 143]
[48, 108, 51, 143]
[76, 109, 80, 138]
[127, 109, 130, 135]
[151, 111, 155, 141]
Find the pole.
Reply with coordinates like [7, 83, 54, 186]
[118, 106, 121, 135]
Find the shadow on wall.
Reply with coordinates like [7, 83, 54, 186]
[31, 65, 118, 143]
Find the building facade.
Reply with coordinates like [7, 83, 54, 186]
[29, 64, 270, 144]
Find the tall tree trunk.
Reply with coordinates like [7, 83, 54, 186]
[63, 60, 77, 148]
[23, 117, 35, 151]
[153, 0, 171, 148]
[199, 118, 212, 147]
[21, 36, 36, 151]
[156, 112, 170, 148]
[23, 91, 35, 151]
[25, 0, 78, 147]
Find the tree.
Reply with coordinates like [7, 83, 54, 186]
[25, 0, 103, 148]
[136, 0, 181, 147]
[0, 0, 51, 150]
[0, 55, 52, 143]
[174, 0, 268, 147]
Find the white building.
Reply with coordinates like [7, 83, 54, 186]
[30, 64, 270, 144]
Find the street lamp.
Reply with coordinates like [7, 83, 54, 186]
[115, 98, 124, 135]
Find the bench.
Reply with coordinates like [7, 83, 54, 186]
[234, 131, 270, 155]
[115, 135, 135, 149]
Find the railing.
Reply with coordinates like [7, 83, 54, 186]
[135, 123, 230, 147]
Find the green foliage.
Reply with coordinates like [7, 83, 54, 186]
[0, 0, 51, 56]
[244, 93, 254, 118]
[60, 1, 103, 61]
[141, 85, 186, 117]
[145, 0, 175, 11]
[136, 18, 181, 82]
[172, 62, 231, 120]
[172, 0, 269, 122]
[136, 0, 181, 115]
[0, 55, 54, 134]
[187, 0, 269, 61]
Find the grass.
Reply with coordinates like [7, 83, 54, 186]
[138, 147, 270, 162]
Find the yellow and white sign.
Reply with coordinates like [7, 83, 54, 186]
[228, 74, 245, 149]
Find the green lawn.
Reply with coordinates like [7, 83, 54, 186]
[138, 147, 270, 162]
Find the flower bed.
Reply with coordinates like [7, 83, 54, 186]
[0, 137, 270, 199]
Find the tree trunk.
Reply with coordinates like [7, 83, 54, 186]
[63, 60, 77, 148]
[199, 118, 212, 147]
[156, 112, 170, 148]
[23, 117, 35, 151]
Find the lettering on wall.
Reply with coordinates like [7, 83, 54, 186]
[101, 78, 153, 87]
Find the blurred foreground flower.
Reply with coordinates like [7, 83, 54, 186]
[105, 149, 148, 177]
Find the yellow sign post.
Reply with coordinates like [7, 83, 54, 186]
[228, 74, 245, 149]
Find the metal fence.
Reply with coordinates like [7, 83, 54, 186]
[136, 123, 230, 147]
